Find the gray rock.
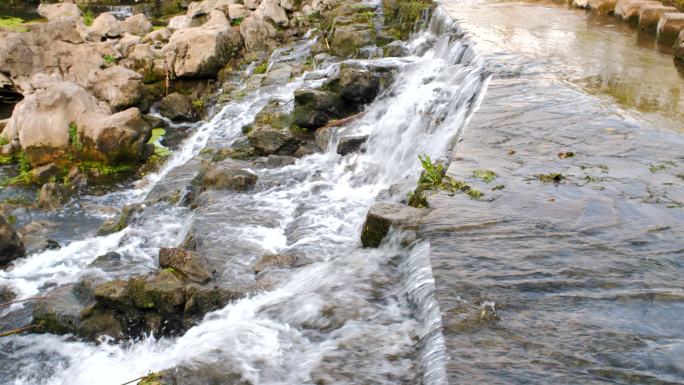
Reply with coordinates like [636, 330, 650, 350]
[323, 66, 380, 103]
[360, 202, 426, 247]
[0, 215, 25, 266]
[37, 182, 71, 210]
[159, 93, 196, 121]
[292, 89, 344, 129]
[121, 14, 153, 36]
[201, 162, 258, 191]
[336, 135, 368, 156]
[159, 247, 214, 283]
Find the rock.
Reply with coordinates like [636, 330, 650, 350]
[292, 89, 344, 129]
[144, 28, 172, 45]
[33, 284, 84, 334]
[323, 66, 380, 103]
[201, 161, 258, 191]
[573, 0, 590, 8]
[280, 0, 295, 11]
[253, 155, 297, 168]
[15, 220, 60, 254]
[97, 203, 143, 236]
[254, 253, 306, 273]
[258, 0, 289, 26]
[614, 0, 659, 22]
[657, 13, 684, 45]
[89, 12, 122, 39]
[89, 251, 123, 269]
[228, 4, 248, 20]
[121, 43, 162, 83]
[360, 202, 426, 248]
[73, 274, 105, 303]
[639, 5, 677, 31]
[183, 285, 245, 317]
[138, 365, 249, 385]
[159, 247, 214, 283]
[168, 15, 192, 31]
[676, 30, 684, 62]
[129, 271, 187, 314]
[587, 0, 617, 15]
[115, 34, 142, 55]
[336, 135, 368, 155]
[163, 23, 242, 78]
[77, 310, 124, 341]
[0, 215, 25, 266]
[37, 3, 81, 21]
[247, 100, 301, 155]
[159, 93, 196, 121]
[245, 0, 260, 10]
[3, 76, 151, 167]
[240, 12, 278, 53]
[87, 66, 144, 110]
[28, 163, 63, 185]
[383, 41, 411, 57]
[121, 14, 153, 36]
[37, 182, 71, 210]
[0, 286, 16, 303]
[330, 24, 375, 57]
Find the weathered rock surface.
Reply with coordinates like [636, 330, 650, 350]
[159, 247, 214, 283]
[163, 24, 242, 78]
[121, 14, 153, 36]
[587, 0, 617, 14]
[360, 202, 426, 247]
[336, 135, 368, 155]
[37, 182, 71, 209]
[323, 66, 382, 103]
[657, 12, 684, 45]
[292, 89, 344, 128]
[247, 99, 302, 155]
[639, 5, 677, 31]
[3, 74, 152, 167]
[139, 365, 250, 385]
[168, 15, 192, 31]
[89, 12, 122, 39]
[254, 253, 309, 273]
[240, 12, 278, 53]
[87, 66, 144, 110]
[200, 160, 259, 191]
[259, 0, 289, 26]
[97, 203, 144, 236]
[614, 0, 659, 21]
[159, 93, 196, 121]
[0, 215, 25, 266]
[37, 3, 81, 21]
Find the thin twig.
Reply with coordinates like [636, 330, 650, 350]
[0, 297, 53, 308]
[120, 376, 146, 385]
[0, 324, 35, 337]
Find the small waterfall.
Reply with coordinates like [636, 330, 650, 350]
[1, 7, 489, 385]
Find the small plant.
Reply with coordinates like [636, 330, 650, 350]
[558, 151, 575, 159]
[408, 154, 484, 207]
[0, 136, 9, 146]
[467, 188, 483, 200]
[7, 215, 17, 225]
[254, 61, 269, 75]
[103, 54, 116, 65]
[0, 17, 29, 32]
[230, 17, 244, 26]
[536, 173, 565, 183]
[472, 169, 497, 183]
[17, 152, 30, 174]
[68, 123, 83, 151]
[192, 99, 204, 110]
[83, 9, 94, 26]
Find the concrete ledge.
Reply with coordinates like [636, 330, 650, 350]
[639, 4, 677, 31]
[657, 12, 684, 45]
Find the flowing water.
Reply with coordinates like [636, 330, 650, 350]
[0, 9, 488, 385]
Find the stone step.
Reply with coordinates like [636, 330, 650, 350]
[657, 12, 684, 45]
[639, 4, 678, 31]
[588, 0, 618, 14]
[614, 0, 661, 22]
[674, 29, 684, 61]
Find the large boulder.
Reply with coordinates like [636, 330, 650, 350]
[330, 24, 375, 57]
[168, 15, 192, 31]
[0, 215, 25, 267]
[37, 3, 81, 21]
[87, 66, 144, 110]
[121, 14, 153, 36]
[292, 89, 344, 129]
[159, 93, 196, 121]
[239, 11, 278, 53]
[258, 0, 289, 26]
[163, 24, 242, 78]
[360, 202, 426, 248]
[89, 12, 122, 39]
[323, 66, 381, 103]
[247, 100, 302, 155]
[3, 75, 151, 166]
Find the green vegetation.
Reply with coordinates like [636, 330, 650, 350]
[408, 155, 483, 207]
[102, 54, 116, 65]
[384, 0, 434, 40]
[7, 215, 17, 225]
[0, 136, 8, 146]
[230, 17, 244, 26]
[254, 61, 269, 75]
[0, 17, 29, 32]
[472, 169, 497, 183]
[83, 9, 94, 26]
[492, 184, 505, 191]
[0, 152, 32, 186]
[148, 128, 172, 157]
[536, 173, 565, 183]
[648, 161, 676, 173]
[77, 161, 135, 176]
[580, 164, 609, 172]
[192, 99, 204, 111]
[68, 123, 83, 152]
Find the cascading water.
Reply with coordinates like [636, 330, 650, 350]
[1, 8, 488, 385]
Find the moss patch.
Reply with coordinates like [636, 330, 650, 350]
[472, 169, 497, 183]
[0, 17, 30, 32]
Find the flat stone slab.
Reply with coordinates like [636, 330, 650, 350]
[588, 0, 617, 14]
[639, 4, 678, 31]
[657, 12, 684, 45]
[614, 0, 660, 21]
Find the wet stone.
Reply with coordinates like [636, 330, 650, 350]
[336, 135, 368, 155]
[0, 215, 25, 267]
[360, 202, 426, 248]
[159, 247, 214, 283]
[200, 161, 258, 192]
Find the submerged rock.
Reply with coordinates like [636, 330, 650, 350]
[97, 203, 144, 235]
[360, 202, 426, 248]
[139, 365, 250, 385]
[254, 253, 310, 273]
[323, 66, 381, 104]
[159, 93, 197, 121]
[37, 182, 71, 210]
[159, 247, 214, 283]
[0, 215, 25, 267]
[200, 160, 258, 191]
[336, 135, 368, 155]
